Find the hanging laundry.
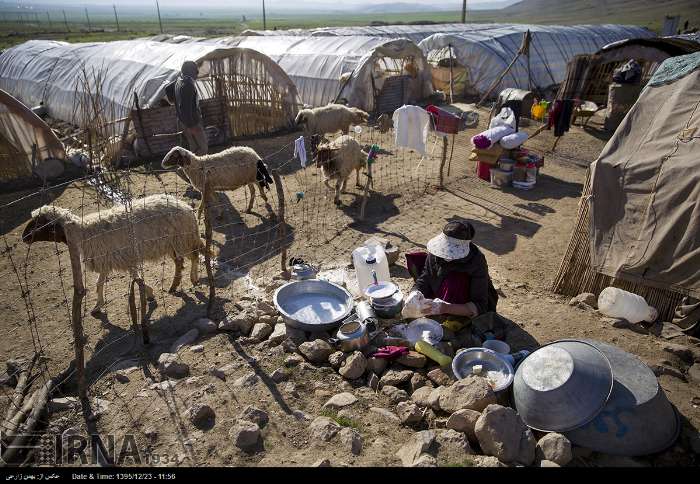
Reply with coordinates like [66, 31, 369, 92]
[547, 100, 575, 137]
[392, 105, 431, 155]
[294, 136, 307, 167]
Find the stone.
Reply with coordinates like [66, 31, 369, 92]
[397, 351, 427, 369]
[379, 369, 413, 388]
[438, 376, 496, 413]
[270, 368, 288, 383]
[286, 326, 307, 345]
[258, 314, 277, 326]
[309, 416, 341, 442]
[190, 345, 204, 353]
[475, 404, 535, 465]
[219, 314, 255, 335]
[193, 318, 217, 335]
[436, 429, 473, 457]
[230, 420, 261, 450]
[284, 354, 304, 367]
[268, 324, 288, 346]
[233, 372, 259, 388]
[427, 387, 442, 411]
[411, 454, 437, 467]
[427, 368, 454, 386]
[281, 339, 298, 354]
[328, 351, 347, 369]
[540, 460, 560, 467]
[339, 351, 367, 379]
[171, 329, 199, 353]
[447, 409, 481, 442]
[282, 381, 298, 397]
[299, 339, 334, 364]
[536, 433, 572, 466]
[239, 406, 269, 428]
[663, 343, 694, 363]
[188, 403, 215, 429]
[411, 386, 434, 407]
[157, 353, 190, 379]
[340, 427, 362, 455]
[650, 362, 686, 380]
[323, 392, 358, 411]
[396, 401, 423, 425]
[250, 323, 273, 342]
[409, 373, 431, 393]
[366, 357, 387, 375]
[396, 430, 436, 467]
[369, 407, 400, 423]
[569, 293, 597, 308]
[256, 301, 277, 316]
[49, 397, 80, 413]
[367, 372, 380, 391]
[689, 364, 700, 385]
[381, 385, 409, 404]
[312, 458, 331, 467]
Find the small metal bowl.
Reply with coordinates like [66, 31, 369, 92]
[452, 347, 515, 392]
[273, 279, 354, 331]
[513, 340, 614, 432]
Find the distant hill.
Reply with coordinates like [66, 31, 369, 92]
[363, 1, 516, 13]
[498, 0, 700, 31]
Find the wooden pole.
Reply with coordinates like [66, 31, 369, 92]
[477, 30, 531, 107]
[68, 245, 87, 401]
[272, 170, 287, 273]
[448, 44, 454, 104]
[359, 158, 373, 221]
[462, 0, 467, 23]
[113, 4, 120, 32]
[46, 12, 52, 29]
[439, 135, 448, 188]
[63, 10, 69, 32]
[262, 0, 267, 30]
[155, 0, 164, 34]
[85, 8, 91, 32]
[202, 181, 216, 317]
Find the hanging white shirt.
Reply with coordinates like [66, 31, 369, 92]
[294, 136, 307, 168]
[392, 105, 431, 156]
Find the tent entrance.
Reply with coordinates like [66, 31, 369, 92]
[372, 55, 421, 114]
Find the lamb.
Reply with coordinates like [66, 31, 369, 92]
[161, 145, 273, 220]
[295, 104, 369, 138]
[22, 194, 205, 317]
[315, 135, 368, 205]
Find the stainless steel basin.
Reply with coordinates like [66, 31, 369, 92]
[273, 279, 354, 331]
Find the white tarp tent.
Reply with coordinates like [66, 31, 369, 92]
[152, 35, 434, 112]
[0, 39, 300, 129]
[418, 24, 654, 97]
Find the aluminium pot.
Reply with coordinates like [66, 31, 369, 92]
[329, 318, 370, 352]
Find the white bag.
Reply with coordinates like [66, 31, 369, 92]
[499, 131, 529, 149]
[489, 107, 517, 131]
[402, 290, 430, 319]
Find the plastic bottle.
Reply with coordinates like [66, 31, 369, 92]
[415, 341, 453, 367]
[526, 162, 537, 183]
[597, 287, 659, 324]
[352, 243, 391, 295]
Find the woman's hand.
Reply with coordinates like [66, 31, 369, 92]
[423, 299, 479, 318]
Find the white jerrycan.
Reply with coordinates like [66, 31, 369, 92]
[352, 243, 391, 296]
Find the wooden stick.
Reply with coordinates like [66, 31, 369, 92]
[439, 136, 448, 188]
[359, 158, 373, 221]
[2, 354, 39, 430]
[202, 182, 216, 318]
[68, 244, 87, 401]
[272, 170, 287, 273]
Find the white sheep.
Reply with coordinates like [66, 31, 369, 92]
[315, 135, 368, 205]
[22, 194, 205, 317]
[161, 146, 273, 220]
[295, 104, 369, 138]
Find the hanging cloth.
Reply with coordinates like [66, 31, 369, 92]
[294, 136, 307, 168]
[392, 105, 431, 156]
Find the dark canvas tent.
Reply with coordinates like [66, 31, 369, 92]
[553, 52, 700, 320]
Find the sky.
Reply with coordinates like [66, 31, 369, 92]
[7, 0, 504, 8]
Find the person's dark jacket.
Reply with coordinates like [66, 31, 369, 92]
[413, 244, 498, 315]
[174, 76, 202, 128]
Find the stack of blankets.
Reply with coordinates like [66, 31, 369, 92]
[471, 107, 529, 150]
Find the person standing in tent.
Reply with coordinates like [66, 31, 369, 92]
[174, 61, 208, 157]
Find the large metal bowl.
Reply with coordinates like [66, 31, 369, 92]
[452, 347, 515, 392]
[564, 339, 680, 456]
[273, 279, 354, 331]
[513, 340, 614, 432]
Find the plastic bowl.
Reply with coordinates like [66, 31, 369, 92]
[564, 339, 680, 456]
[513, 340, 613, 432]
[452, 347, 515, 392]
[483, 339, 511, 354]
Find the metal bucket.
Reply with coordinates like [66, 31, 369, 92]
[563, 339, 680, 456]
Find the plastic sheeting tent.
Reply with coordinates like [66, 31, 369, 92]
[418, 24, 653, 97]
[0, 89, 65, 181]
[0, 39, 301, 134]
[152, 35, 434, 112]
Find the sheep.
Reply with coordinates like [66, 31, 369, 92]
[22, 194, 205, 318]
[161, 145, 273, 220]
[295, 104, 370, 153]
[315, 135, 369, 205]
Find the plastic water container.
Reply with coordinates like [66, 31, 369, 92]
[352, 243, 391, 296]
[597, 287, 658, 324]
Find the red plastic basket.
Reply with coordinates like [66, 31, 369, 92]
[427, 105, 461, 135]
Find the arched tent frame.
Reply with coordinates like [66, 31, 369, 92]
[155, 35, 434, 113]
[0, 89, 65, 181]
[0, 40, 301, 139]
[418, 24, 653, 99]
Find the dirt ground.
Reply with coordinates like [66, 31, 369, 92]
[0, 108, 698, 467]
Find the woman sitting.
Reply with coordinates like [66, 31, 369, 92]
[405, 221, 497, 318]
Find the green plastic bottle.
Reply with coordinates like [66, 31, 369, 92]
[415, 340, 452, 367]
